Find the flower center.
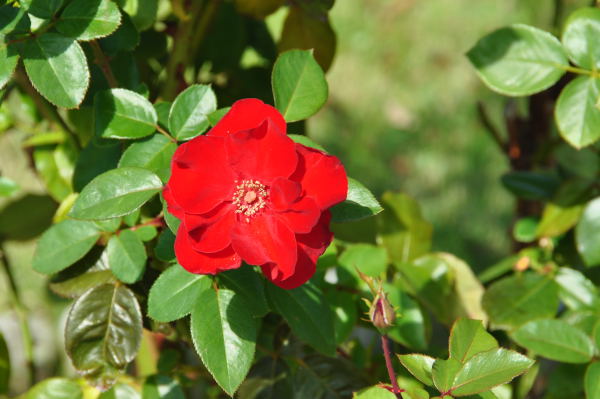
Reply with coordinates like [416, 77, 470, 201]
[232, 179, 268, 222]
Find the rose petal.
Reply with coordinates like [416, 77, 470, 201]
[175, 225, 241, 274]
[162, 186, 184, 220]
[297, 211, 334, 260]
[185, 203, 236, 253]
[166, 136, 235, 214]
[208, 98, 287, 138]
[226, 120, 298, 183]
[270, 177, 302, 210]
[231, 214, 297, 279]
[261, 248, 315, 289]
[290, 144, 348, 210]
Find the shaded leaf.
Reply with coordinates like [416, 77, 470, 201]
[0, 194, 57, 241]
[218, 266, 269, 317]
[56, 0, 122, 41]
[94, 88, 157, 139]
[331, 178, 384, 223]
[142, 375, 184, 399]
[0, 333, 8, 395]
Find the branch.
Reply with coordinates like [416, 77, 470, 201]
[381, 335, 403, 398]
[90, 40, 118, 89]
[477, 101, 506, 154]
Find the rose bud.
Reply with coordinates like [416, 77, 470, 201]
[369, 289, 396, 332]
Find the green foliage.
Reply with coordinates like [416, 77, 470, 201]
[168, 84, 217, 141]
[94, 89, 157, 139]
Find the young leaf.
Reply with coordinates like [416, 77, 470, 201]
[26, 378, 83, 399]
[272, 49, 328, 122]
[22, 33, 89, 108]
[218, 267, 270, 317]
[585, 362, 600, 399]
[482, 272, 559, 330]
[107, 229, 147, 284]
[467, 24, 567, 96]
[561, 7, 600, 70]
[511, 319, 594, 363]
[190, 288, 258, 396]
[65, 284, 142, 384]
[168, 84, 217, 141]
[331, 178, 384, 223]
[576, 197, 600, 266]
[555, 76, 600, 149]
[449, 319, 498, 364]
[398, 354, 435, 386]
[69, 167, 163, 220]
[450, 348, 533, 396]
[147, 264, 211, 322]
[32, 220, 101, 274]
[94, 88, 158, 139]
[266, 282, 336, 356]
[56, 0, 122, 41]
[118, 134, 176, 183]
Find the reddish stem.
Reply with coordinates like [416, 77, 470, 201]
[381, 334, 403, 398]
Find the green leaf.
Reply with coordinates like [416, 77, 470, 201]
[585, 362, 600, 399]
[168, 84, 217, 141]
[69, 167, 163, 220]
[467, 24, 567, 96]
[0, 176, 18, 197]
[266, 282, 336, 356]
[0, 35, 18, 90]
[555, 76, 600, 148]
[147, 264, 211, 322]
[118, 134, 176, 183]
[450, 348, 533, 396]
[132, 225, 156, 241]
[120, 0, 158, 31]
[190, 288, 258, 396]
[107, 230, 146, 284]
[331, 178, 384, 223]
[500, 171, 559, 201]
[272, 49, 328, 122]
[22, 33, 89, 108]
[0, 333, 9, 395]
[561, 7, 600, 70]
[32, 220, 101, 274]
[94, 88, 158, 139]
[386, 284, 428, 350]
[142, 375, 184, 399]
[154, 229, 175, 262]
[65, 284, 142, 387]
[207, 107, 231, 127]
[22, 0, 64, 19]
[49, 249, 116, 298]
[339, 243, 387, 277]
[288, 133, 326, 151]
[511, 319, 594, 363]
[433, 358, 462, 393]
[26, 378, 83, 399]
[73, 138, 121, 192]
[56, 0, 122, 41]
[0, 194, 57, 241]
[218, 267, 269, 317]
[535, 201, 584, 238]
[99, 13, 139, 55]
[377, 192, 432, 263]
[576, 197, 600, 266]
[449, 319, 498, 364]
[325, 289, 357, 344]
[353, 386, 397, 399]
[293, 354, 367, 398]
[398, 354, 435, 386]
[482, 272, 559, 330]
[0, 6, 30, 35]
[555, 267, 599, 310]
[513, 217, 538, 243]
[98, 383, 140, 399]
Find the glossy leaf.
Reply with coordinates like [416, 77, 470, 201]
[22, 33, 89, 108]
[98, 383, 140, 399]
[207, 107, 230, 127]
[272, 49, 328, 122]
[585, 362, 600, 399]
[49, 253, 115, 299]
[26, 378, 83, 399]
[467, 24, 567, 96]
[561, 7, 600, 70]
[121, 0, 158, 31]
[218, 267, 269, 317]
[449, 319, 498, 364]
[94, 88, 157, 139]
[142, 375, 184, 399]
[432, 358, 462, 393]
[555, 76, 600, 148]
[398, 354, 435, 386]
[332, 178, 384, 223]
[0, 333, 8, 395]
[450, 348, 533, 396]
[576, 197, 600, 266]
[378, 192, 432, 263]
[107, 229, 146, 284]
[500, 171, 559, 201]
[118, 134, 176, 183]
[147, 264, 211, 322]
[512, 319, 594, 363]
[23, 0, 64, 19]
[69, 167, 163, 220]
[482, 272, 559, 330]
[536, 201, 584, 238]
[65, 284, 142, 385]
[0, 176, 18, 197]
[190, 288, 258, 396]
[0, 34, 18, 90]
[289, 133, 326, 151]
[353, 386, 396, 399]
[168, 84, 217, 141]
[267, 282, 336, 356]
[32, 220, 101, 274]
[555, 267, 599, 310]
[56, 0, 122, 41]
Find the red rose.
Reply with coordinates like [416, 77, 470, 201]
[163, 98, 347, 289]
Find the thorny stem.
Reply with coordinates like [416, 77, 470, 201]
[13, 67, 81, 150]
[90, 40, 118, 89]
[381, 335, 403, 398]
[0, 244, 36, 386]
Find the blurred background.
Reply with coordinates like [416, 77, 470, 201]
[0, 0, 590, 394]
